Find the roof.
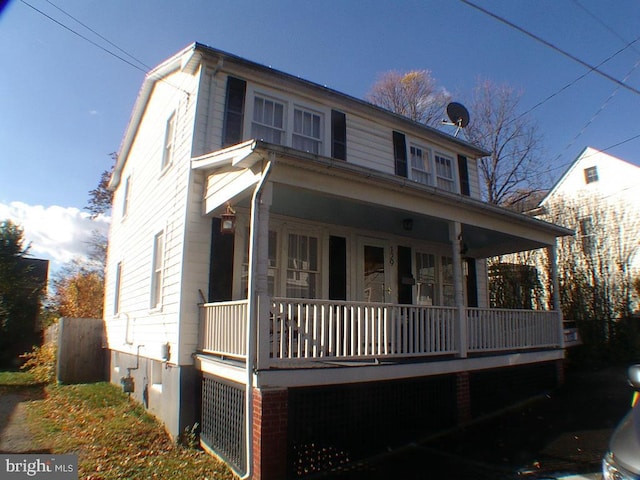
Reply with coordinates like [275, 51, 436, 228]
[111, 42, 489, 189]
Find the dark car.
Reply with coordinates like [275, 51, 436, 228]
[603, 364, 640, 479]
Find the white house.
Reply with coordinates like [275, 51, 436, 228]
[104, 43, 571, 479]
[536, 146, 640, 314]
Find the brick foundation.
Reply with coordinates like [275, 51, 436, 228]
[252, 388, 288, 480]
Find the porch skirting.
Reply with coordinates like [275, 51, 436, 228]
[199, 359, 564, 479]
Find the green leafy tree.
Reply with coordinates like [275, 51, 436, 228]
[0, 220, 45, 366]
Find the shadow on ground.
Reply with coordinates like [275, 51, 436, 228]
[313, 365, 631, 479]
[0, 383, 47, 454]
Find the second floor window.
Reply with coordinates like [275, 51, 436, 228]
[252, 96, 285, 145]
[293, 107, 322, 154]
[435, 154, 455, 192]
[162, 111, 176, 170]
[410, 145, 431, 185]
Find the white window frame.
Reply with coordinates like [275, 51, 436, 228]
[150, 230, 164, 309]
[251, 94, 286, 145]
[293, 105, 323, 154]
[114, 261, 123, 315]
[409, 143, 432, 186]
[434, 153, 456, 192]
[162, 111, 176, 171]
[584, 166, 599, 184]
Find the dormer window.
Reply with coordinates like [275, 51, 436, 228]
[584, 166, 598, 184]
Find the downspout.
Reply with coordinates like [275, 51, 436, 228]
[242, 155, 273, 479]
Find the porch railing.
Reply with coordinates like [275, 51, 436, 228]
[198, 299, 562, 364]
[467, 307, 560, 353]
[199, 300, 248, 358]
[270, 298, 458, 361]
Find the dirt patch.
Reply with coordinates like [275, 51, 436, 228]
[0, 386, 49, 454]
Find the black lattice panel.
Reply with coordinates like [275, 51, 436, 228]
[201, 375, 246, 476]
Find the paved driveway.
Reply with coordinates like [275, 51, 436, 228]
[316, 365, 632, 479]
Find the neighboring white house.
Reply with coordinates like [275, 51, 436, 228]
[536, 146, 640, 314]
[104, 43, 571, 479]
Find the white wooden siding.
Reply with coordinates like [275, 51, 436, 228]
[105, 68, 200, 364]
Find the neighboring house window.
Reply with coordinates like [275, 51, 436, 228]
[415, 252, 436, 305]
[114, 261, 122, 315]
[293, 106, 322, 154]
[393, 131, 408, 177]
[331, 110, 347, 160]
[579, 217, 595, 254]
[252, 95, 285, 145]
[122, 176, 131, 218]
[286, 233, 318, 298]
[435, 154, 455, 192]
[162, 111, 176, 170]
[410, 144, 431, 185]
[222, 76, 247, 147]
[150, 231, 164, 308]
[584, 166, 599, 184]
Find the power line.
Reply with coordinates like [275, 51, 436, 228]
[460, 0, 640, 97]
[19, 0, 147, 74]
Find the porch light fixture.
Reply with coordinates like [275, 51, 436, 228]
[220, 204, 236, 234]
[402, 218, 413, 231]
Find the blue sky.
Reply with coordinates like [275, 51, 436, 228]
[1, 0, 639, 269]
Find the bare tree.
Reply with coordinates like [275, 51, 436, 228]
[366, 70, 450, 127]
[463, 79, 546, 206]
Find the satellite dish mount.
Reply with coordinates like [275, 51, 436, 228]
[442, 102, 470, 137]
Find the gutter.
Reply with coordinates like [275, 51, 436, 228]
[241, 156, 273, 479]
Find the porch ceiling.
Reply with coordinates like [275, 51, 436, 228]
[270, 184, 550, 258]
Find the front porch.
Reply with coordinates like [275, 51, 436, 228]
[198, 298, 562, 373]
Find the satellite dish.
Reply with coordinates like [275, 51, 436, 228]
[443, 102, 470, 137]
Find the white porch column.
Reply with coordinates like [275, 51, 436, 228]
[547, 243, 565, 348]
[254, 182, 273, 370]
[450, 222, 467, 358]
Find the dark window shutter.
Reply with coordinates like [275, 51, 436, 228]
[209, 218, 234, 302]
[331, 110, 347, 160]
[393, 131, 408, 177]
[222, 76, 246, 148]
[458, 155, 470, 196]
[397, 246, 413, 305]
[465, 258, 478, 307]
[329, 236, 347, 300]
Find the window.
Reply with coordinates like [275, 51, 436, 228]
[579, 217, 595, 254]
[410, 144, 431, 185]
[331, 110, 347, 160]
[458, 155, 470, 196]
[293, 107, 322, 154]
[584, 166, 599, 184]
[114, 261, 122, 315]
[441, 256, 455, 306]
[435, 154, 455, 192]
[415, 252, 436, 305]
[150, 231, 164, 308]
[122, 176, 131, 218]
[251, 95, 285, 144]
[286, 233, 318, 298]
[162, 111, 176, 170]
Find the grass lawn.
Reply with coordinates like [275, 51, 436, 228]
[1, 372, 234, 479]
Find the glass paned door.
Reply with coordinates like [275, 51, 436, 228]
[360, 239, 390, 303]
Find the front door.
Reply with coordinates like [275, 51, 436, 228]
[359, 238, 391, 303]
